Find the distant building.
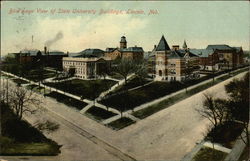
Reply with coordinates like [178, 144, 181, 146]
[7, 47, 68, 69]
[104, 36, 144, 60]
[154, 36, 200, 81]
[206, 44, 244, 69]
[63, 48, 111, 79]
[190, 49, 220, 71]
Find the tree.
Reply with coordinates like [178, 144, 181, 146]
[68, 67, 76, 77]
[135, 59, 148, 82]
[224, 72, 249, 147]
[115, 58, 137, 84]
[196, 93, 229, 128]
[7, 86, 41, 120]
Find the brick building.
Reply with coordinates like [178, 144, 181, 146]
[104, 36, 144, 60]
[154, 36, 200, 81]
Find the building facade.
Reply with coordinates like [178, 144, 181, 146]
[63, 48, 111, 79]
[154, 36, 200, 81]
[104, 36, 144, 60]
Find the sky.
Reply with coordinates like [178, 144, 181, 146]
[1, 1, 249, 56]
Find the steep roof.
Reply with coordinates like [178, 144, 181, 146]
[206, 44, 234, 50]
[168, 50, 197, 59]
[20, 49, 42, 56]
[189, 49, 215, 57]
[232, 47, 242, 53]
[155, 35, 170, 51]
[74, 48, 104, 58]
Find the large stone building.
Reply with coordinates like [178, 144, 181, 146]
[104, 36, 144, 60]
[154, 36, 200, 81]
[62, 48, 111, 79]
[190, 49, 220, 71]
[206, 44, 244, 69]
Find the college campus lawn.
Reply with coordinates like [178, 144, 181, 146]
[44, 79, 117, 100]
[192, 147, 227, 161]
[101, 66, 249, 114]
[0, 102, 61, 156]
[45, 91, 87, 110]
[100, 81, 185, 112]
[107, 117, 135, 130]
[11, 78, 29, 85]
[108, 76, 151, 95]
[85, 106, 117, 122]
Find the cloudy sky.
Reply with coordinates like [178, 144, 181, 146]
[1, 1, 249, 56]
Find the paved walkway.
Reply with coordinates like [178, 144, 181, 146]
[203, 141, 231, 153]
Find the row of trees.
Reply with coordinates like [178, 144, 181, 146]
[197, 72, 249, 147]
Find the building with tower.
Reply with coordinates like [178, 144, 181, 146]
[104, 36, 144, 60]
[154, 35, 200, 81]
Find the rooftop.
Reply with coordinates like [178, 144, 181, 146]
[155, 35, 170, 51]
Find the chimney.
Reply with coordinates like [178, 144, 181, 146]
[44, 46, 47, 55]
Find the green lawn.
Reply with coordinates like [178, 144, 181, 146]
[100, 81, 185, 112]
[45, 91, 88, 110]
[192, 147, 227, 161]
[12, 78, 29, 85]
[85, 106, 117, 122]
[205, 121, 244, 149]
[44, 79, 117, 100]
[107, 117, 135, 130]
[108, 76, 151, 95]
[0, 102, 61, 156]
[130, 68, 249, 118]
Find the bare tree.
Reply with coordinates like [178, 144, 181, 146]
[8, 86, 41, 120]
[196, 93, 228, 128]
[115, 58, 137, 84]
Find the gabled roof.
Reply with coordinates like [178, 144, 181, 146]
[206, 44, 234, 50]
[155, 35, 170, 51]
[74, 48, 104, 58]
[20, 49, 42, 56]
[168, 49, 197, 59]
[189, 49, 215, 57]
[232, 47, 242, 53]
[121, 47, 144, 53]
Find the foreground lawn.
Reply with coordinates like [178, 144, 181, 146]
[85, 106, 117, 122]
[45, 91, 87, 110]
[192, 147, 227, 161]
[44, 79, 117, 99]
[107, 117, 135, 130]
[205, 121, 244, 149]
[0, 102, 61, 156]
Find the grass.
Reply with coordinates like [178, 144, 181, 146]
[44, 79, 117, 100]
[100, 81, 184, 112]
[26, 84, 50, 94]
[45, 91, 87, 110]
[107, 117, 135, 130]
[205, 121, 244, 149]
[85, 106, 117, 122]
[0, 103, 61, 155]
[192, 147, 227, 161]
[132, 67, 249, 119]
[109, 76, 151, 94]
[12, 78, 29, 85]
[0, 142, 61, 156]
